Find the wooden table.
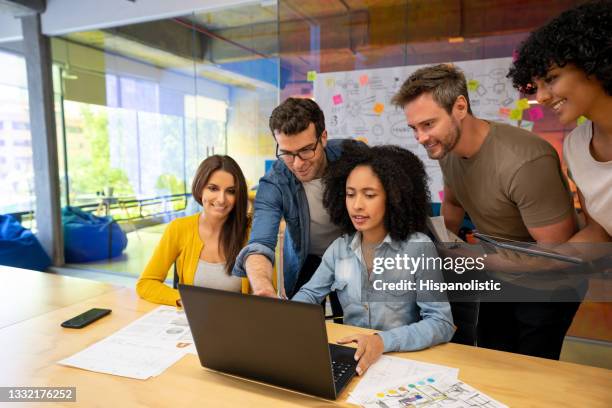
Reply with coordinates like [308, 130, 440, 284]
[0, 271, 610, 407]
[0, 266, 120, 329]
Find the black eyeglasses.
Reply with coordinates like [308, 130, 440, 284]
[276, 136, 321, 163]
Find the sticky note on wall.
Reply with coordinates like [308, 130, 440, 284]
[516, 98, 530, 110]
[527, 106, 544, 121]
[509, 108, 523, 121]
[332, 94, 343, 105]
[373, 103, 384, 114]
[359, 74, 369, 86]
[307, 71, 317, 82]
[467, 79, 480, 91]
[325, 78, 335, 88]
[520, 120, 535, 131]
[499, 107, 511, 117]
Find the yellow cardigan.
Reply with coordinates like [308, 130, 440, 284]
[136, 213, 249, 306]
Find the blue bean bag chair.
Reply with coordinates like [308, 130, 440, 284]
[62, 206, 128, 263]
[0, 214, 51, 271]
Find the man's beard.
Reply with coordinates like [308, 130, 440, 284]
[429, 120, 461, 160]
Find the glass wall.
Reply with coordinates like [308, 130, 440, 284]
[0, 46, 36, 229]
[51, 4, 280, 222]
[2, 1, 586, 252]
[277, 0, 582, 203]
[278, 0, 581, 99]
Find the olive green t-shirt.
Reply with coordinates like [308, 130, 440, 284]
[439, 122, 574, 242]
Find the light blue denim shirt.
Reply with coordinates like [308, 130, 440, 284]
[232, 139, 361, 295]
[292, 232, 455, 352]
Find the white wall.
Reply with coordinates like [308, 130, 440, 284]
[0, 0, 260, 42]
[0, 13, 21, 43]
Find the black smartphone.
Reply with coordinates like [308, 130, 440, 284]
[61, 308, 112, 329]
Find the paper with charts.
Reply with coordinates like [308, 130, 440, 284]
[358, 372, 507, 408]
[59, 306, 196, 380]
[347, 355, 459, 405]
[314, 57, 520, 202]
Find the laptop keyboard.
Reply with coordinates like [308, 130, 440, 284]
[329, 343, 358, 393]
[332, 360, 354, 383]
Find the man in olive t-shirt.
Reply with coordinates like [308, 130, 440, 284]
[439, 121, 574, 242]
[391, 64, 578, 360]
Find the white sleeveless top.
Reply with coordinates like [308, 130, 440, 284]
[563, 121, 612, 235]
[193, 260, 242, 292]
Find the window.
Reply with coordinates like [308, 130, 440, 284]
[0, 49, 35, 217]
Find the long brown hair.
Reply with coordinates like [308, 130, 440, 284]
[191, 155, 249, 275]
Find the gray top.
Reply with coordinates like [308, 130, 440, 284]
[193, 260, 242, 292]
[302, 178, 341, 256]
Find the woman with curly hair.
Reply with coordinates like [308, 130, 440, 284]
[292, 141, 454, 375]
[508, 0, 612, 242]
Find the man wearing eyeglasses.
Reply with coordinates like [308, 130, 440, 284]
[233, 98, 357, 315]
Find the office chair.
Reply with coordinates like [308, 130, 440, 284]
[449, 301, 479, 346]
[173, 263, 179, 289]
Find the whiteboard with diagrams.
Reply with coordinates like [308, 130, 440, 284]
[313, 57, 519, 202]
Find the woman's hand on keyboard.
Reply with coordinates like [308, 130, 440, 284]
[337, 333, 384, 376]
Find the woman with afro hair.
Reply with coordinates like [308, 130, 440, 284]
[508, 0, 612, 241]
[292, 141, 454, 376]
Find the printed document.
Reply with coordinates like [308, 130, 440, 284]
[59, 306, 196, 380]
[347, 355, 459, 405]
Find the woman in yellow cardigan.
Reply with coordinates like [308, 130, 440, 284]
[136, 155, 250, 306]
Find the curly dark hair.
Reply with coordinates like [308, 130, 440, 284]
[507, 1, 612, 95]
[269, 97, 326, 137]
[323, 140, 430, 242]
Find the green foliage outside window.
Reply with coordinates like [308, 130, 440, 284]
[68, 106, 134, 202]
